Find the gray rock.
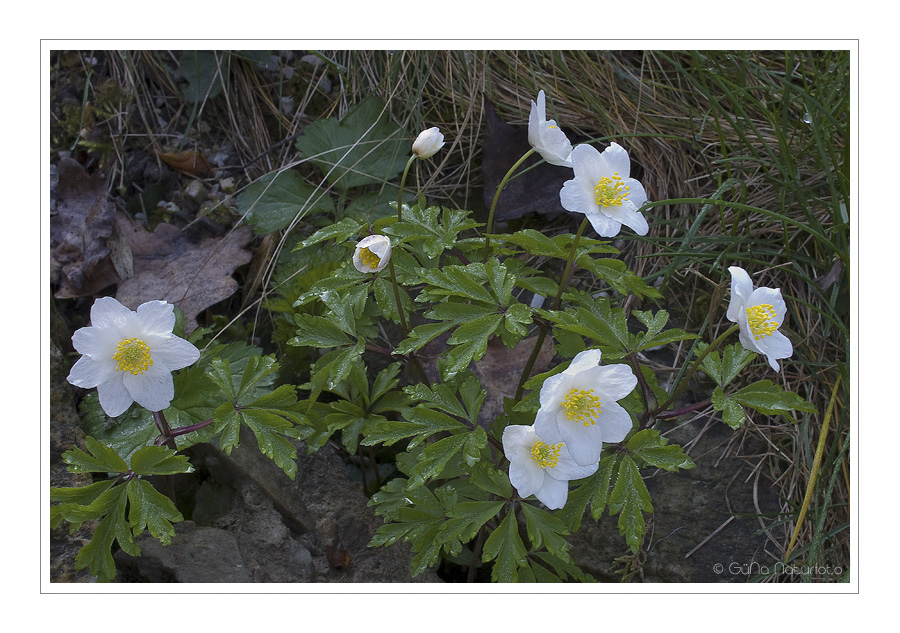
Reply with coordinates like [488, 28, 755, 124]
[568, 416, 782, 582]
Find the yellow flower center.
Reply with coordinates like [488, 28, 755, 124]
[594, 172, 630, 207]
[746, 304, 779, 340]
[562, 388, 602, 426]
[531, 440, 563, 469]
[113, 337, 153, 375]
[359, 246, 381, 269]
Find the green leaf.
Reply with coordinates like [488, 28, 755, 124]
[50, 479, 118, 506]
[444, 313, 504, 378]
[608, 455, 653, 553]
[128, 446, 194, 476]
[408, 434, 469, 488]
[481, 511, 528, 583]
[417, 264, 496, 304]
[632, 309, 700, 352]
[382, 203, 480, 259]
[361, 407, 465, 448]
[699, 343, 757, 388]
[293, 217, 364, 251]
[126, 478, 184, 544]
[237, 169, 334, 234]
[295, 95, 408, 191]
[468, 461, 512, 498]
[462, 426, 487, 467]
[436, 501, 505, 556]
[73, 485, 135, 582]
[711, 387, 746, 429]
[290, 313, 354, 348]
[79, 393, 157, 465]
[520, 503, 571, 560]
[178, 51, 225, 102]
[62, 436, 129, 474]
[627, 430, 695, 472]
[733, 380, 817, 417]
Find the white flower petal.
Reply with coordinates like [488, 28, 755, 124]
[67, 356, 112, 389]
[533, 406, 563, 444]
[586, 210, 622, 237]
[90, 296, 133, 329]
[559, 422, 604, 466]
[71, 324, 118, 358]
[727, 266, 754, 322]
[547, 444, 599, 481]
[534, 476, 569, 510]
[599, 142, 631, 178]
[123, 363, 175, 412]
[756, 330, 793, 371]
[624, 178, 648, 208]
[564, 349, 603, 375]
[588, 364, 639, 401]
[559, 179, 594, 216]
[596, 401, 633, 444]
[135, 300, 176, 335]
[151, 335, 201, 371]
[749, 287, 787, 322]
[601, 201, 649, 236]
[538, 372, 572, 409]
[96, 376, 133, 417]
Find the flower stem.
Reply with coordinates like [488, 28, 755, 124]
[387, 258, 408, 337]
[514, 217, 589, 400]
[483, 148, 535, 262]
[653, 323, 739, 417]
[396, 155, 417, 221]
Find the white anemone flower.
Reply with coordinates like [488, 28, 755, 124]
[528, 90, 573, 167]
[560, 143, 649, 237]
[353, 234, 392, 273]
[67, 297, 201, 417]
[411, 127, 445, 159]
[726, 266, 793, 371]
[502, 424, 598, 510]
[533, 349, 637, 466]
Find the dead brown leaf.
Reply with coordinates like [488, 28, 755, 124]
[114, 214, 253, 332]
[158, 150, 213, 178]
[50, 157, 133, 298]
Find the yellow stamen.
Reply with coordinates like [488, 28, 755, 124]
[113, 338, 153, 375]
[562, 388, 603, 426]
[594, 172, 630, 207]
[359, 246, 381, 269]
[531, 440, 563, 469]
[746, 304, 779, 340]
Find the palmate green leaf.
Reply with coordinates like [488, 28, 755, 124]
[576, 256, 663, 299]
[237, 169, 334, 235]
[393, 321, 454, 355]
[699, 342, 758, 388]
[73, 485, 137, 582]
[382, 203, 481, 259]
[530, 552, 596, 582]
[290, 313, 353, 348]
[417, 264, 496, 304]
[520, 503, 572, 561]
[481, 511, 528, 583]
[407, 433, 470, 489]
[627, 430, 695, 472]
[539, 302, 630, 359]
[79, 393, 158, 465]
[126, 478, 184, 545]
[361, 407, 466, 448]
[128, 445, 194, 476]
[62, 436, 129, 474]
[436, 501, 505, 557]
[468, 461, 512, 498]
[554, 454, 618, 530]
[608, 455, 653, 553]
[733, 380, 817, 416]
[295, 95, 408, 192]
[711, 387, 746, 429]
[443, 313, 504, 378]
[294, 217, 364, 252]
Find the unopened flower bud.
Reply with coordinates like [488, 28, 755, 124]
[411, 127, 444, 159]
[353, 234, 392, 273]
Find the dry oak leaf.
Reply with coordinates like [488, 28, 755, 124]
[114, 215, 253, 333]
[50, 157, 133, 298]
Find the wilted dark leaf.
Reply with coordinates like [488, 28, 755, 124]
[50, 157, 133, 298]
[481, 100, 570, 223]
[115, 216, 253, 332]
